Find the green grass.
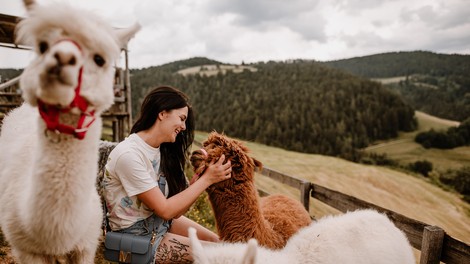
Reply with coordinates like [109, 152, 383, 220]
[364, 111, 469, 171]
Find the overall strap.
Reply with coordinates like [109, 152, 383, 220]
[150, 176, 167, 232]
[158, 176, 166, 194]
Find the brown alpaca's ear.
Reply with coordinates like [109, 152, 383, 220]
[189, 150, 207, 175]
[253, 158, 263, 171]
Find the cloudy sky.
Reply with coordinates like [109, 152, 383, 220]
[1, 0, 469, 69]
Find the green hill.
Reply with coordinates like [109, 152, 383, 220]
[322, 51, 470, 78]
[130, 58, 417, 161]
[364, 111, 469, 169]
[322, 51, 470, 122]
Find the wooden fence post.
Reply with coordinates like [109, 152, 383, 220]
[420, 225, 445, 264]
[300, 181, 311, 212]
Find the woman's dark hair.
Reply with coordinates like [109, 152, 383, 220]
[131, 86, 195, 197]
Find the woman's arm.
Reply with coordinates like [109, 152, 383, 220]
[170, 216, 219, 242]
[137, 155, 231, 220]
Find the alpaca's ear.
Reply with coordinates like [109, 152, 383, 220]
[115, 23, 141, 49]
[23, 0, 36, 11]
[253, 158, 263, 171]
[241, 239, 258, 264]
[188, 227, 210, 264]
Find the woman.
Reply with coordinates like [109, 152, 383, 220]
[104, 86, 231, 263]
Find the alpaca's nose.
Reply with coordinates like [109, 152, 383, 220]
[49, 40, 82, 67]
[53, 51, 77, 67]
[47, 41, 82, 76]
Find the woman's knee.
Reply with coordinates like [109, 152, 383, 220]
[156, 233, 193, 263]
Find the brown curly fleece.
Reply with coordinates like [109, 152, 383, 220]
[190, 132, 312, 249]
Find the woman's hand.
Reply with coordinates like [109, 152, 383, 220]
[202, 154, 232, 185]
[140, 157, 231, 221]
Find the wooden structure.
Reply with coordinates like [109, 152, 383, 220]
[0, 13, 133, 141]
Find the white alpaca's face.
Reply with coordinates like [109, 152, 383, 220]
[27, 30, 85, 107]
[17, 0, 140, 113]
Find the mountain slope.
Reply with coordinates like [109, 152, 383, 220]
[130, 59, 417, 160]
[322, 50, 470, 78]
[322, 51, 470, 122]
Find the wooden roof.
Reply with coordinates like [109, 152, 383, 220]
[0, 13, 26, 48]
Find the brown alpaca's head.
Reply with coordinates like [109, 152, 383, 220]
[190, 132, 262, 190]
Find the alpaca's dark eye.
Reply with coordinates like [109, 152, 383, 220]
[93, 54, 105, 67]
[39, 41, 48, 54]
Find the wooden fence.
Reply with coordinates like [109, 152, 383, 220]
[258, 166, 470, 264]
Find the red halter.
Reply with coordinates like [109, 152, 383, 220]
[38, 67, 96, 140]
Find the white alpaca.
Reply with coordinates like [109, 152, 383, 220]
[189, 209, 416, 264]
[0, 1, 139, 263]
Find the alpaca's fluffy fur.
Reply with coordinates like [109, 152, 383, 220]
[189, 209, 416, 264]
[0, 1, 139, 263]
[190, 132, 312, 249]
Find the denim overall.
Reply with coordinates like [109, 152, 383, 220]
[117, 176, 171, 263]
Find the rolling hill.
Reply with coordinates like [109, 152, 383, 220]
[322, 51, 470, 122]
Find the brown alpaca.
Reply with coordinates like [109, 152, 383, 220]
[190, 132, 312, 249]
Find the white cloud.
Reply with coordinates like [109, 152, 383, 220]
[0, 0, 468, 69]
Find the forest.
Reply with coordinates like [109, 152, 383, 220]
[323, 51, 470, 122]
[130, 57, 416, 161]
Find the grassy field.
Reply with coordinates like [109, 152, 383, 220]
[364, 111, 469, 171]
[194, 129, 470, 245]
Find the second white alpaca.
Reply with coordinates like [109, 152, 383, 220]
[189, 209, 415, 264]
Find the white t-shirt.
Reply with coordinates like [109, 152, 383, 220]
[104, 133, 169, 230]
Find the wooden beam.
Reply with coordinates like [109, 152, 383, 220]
[420, 226, 445, 264]
[0, 13, 22, 45]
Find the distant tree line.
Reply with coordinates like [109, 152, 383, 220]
[415, 118, 470, 149]
[384, 74, 470, 122]
[322, 51, 470, 122]
[0, 69, 22, 82]
[440, 166, 470, 203]
[130, 58, 416, 160]
[322, 51, 470, 78]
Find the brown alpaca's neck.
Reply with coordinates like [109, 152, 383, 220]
[209, 182, 281, 244]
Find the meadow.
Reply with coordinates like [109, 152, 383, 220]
[363, 111, 468, 171]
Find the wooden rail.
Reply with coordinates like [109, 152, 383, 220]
[259, 166, 470, 264]
[0, 76, 20, 91]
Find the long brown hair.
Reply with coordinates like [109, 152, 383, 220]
[131, 86, 195, 197]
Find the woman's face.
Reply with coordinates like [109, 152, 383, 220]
[159, 106, 188, 143]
